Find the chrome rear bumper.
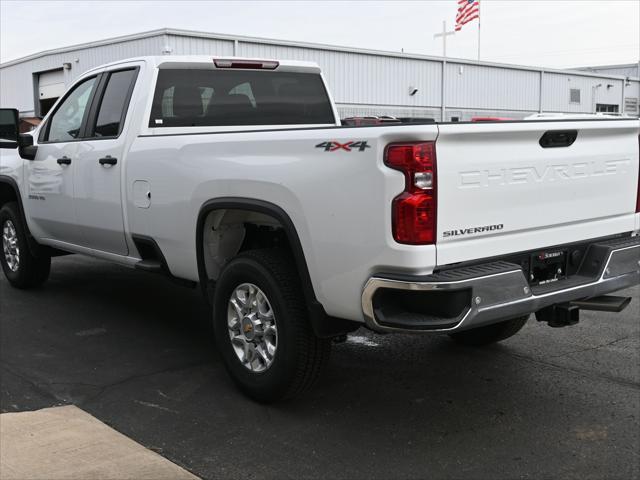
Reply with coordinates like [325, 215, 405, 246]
[362, 236, 640, 333]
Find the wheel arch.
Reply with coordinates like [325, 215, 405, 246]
[0, 175, 25, 220]
[0, 175, 39, 256]
[196, 197, 358, 338]
[0, 175, 65, 258]
[196, 197, 315, 303]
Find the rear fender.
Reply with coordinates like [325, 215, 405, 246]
[196, 197, 358, 338]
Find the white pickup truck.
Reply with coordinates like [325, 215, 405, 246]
[1, 56, 639, 402]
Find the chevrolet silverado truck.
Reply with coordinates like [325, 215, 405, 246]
[1, 56, 639, 402]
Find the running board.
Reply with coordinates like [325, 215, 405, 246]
[134, 258, 196, 288]
[132, 235, 197, 288]
[570, 295, 632, 313]
[134, 259, 164, 274]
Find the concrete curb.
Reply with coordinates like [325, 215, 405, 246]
[0, 405, 199, 480]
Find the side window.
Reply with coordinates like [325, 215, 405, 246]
[45, 77, 97, 142]
[228, 82, 256, 107]
[200, 87, 215, 112]
[93, 69, 137, 137]
[158, 86, 214, 119]
[161, 86, 175, 117]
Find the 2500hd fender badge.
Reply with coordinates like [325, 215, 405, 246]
[316, 141, 371, 152]
[443, 224, 504, 238]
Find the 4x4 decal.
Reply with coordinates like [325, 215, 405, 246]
[315, 141, 371, 152]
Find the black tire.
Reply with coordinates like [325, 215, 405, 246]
[448, 315, 529, 346]
[212, 249, 330, 403]
[0, 202, 51, 289]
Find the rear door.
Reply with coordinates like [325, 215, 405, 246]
[73, 66, 139, 255]
[435, 119, 640, 265]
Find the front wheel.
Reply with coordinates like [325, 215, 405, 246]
[448, 316, 529, 346]
[0, 202, 50, 289]
[212, 249, 330, 403]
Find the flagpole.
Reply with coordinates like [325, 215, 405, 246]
[477, 0, 481, 61]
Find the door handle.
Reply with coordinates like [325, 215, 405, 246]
[99, 156, 118, 166]
[57, 156, 71, 165]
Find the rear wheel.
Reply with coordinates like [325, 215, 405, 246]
[213, 249, 330, 403]
[0, 202, 50, 289]
[448, 316, 529, 346]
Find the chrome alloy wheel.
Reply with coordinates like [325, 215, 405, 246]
[227, 283, 278, 372]
[2, 220, 20, 272]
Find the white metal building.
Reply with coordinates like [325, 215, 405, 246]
[1, 28, 638, 121]
[576, 62, 640, 79]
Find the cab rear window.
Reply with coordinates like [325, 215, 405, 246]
[149, 69, 335, 127]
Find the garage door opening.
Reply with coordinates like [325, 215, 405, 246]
[37, 69, 65, 116]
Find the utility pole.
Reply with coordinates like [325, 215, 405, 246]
[434, 20, 455, 121]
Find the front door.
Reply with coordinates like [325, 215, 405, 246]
[73, 68, 138, 255]
[26, 75, 99, 244]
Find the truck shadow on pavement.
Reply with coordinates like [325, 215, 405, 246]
[2, 255, 638, 480]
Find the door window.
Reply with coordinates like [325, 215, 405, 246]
[92, 69, 138, 137]
[44, 77, 97, 142]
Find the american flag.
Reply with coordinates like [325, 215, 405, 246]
[455, 0, 480, 31]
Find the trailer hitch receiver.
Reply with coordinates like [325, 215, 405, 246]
[536, 303, 580, 328]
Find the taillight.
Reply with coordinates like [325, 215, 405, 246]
[213, 59, 279, 70]
[384, 142, 437, 244]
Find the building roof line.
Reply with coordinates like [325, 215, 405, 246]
[572, 62, 640, 70]
[1, 27, 639, 82]
[0, 28, 170, 68]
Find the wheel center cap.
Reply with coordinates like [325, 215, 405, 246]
[242, 316, 256, 341]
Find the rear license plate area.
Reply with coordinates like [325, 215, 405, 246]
[529, 250, 568, 285]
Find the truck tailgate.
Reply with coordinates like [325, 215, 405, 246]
[435, 119, 639, 265]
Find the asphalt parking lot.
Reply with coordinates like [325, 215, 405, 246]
[1, 255, 639, 480]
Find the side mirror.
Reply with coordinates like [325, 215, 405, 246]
[0, 108, 20, 149]
[19, 133, 37, 160]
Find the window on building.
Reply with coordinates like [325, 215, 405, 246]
[569, 88, 581, 104]
[595, 103, 619, 113]
[92, 69, 138, 137]
[44, 76, 97, 142]
[149, 69, 335, 127]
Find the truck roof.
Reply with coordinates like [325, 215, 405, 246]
[84, 56, 322, 75]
